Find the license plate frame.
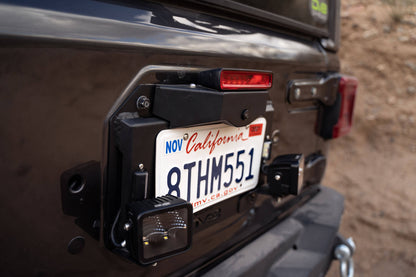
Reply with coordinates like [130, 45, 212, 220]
[155, 117, 266, 212]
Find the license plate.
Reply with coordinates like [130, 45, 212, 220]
[155, 117, 266, 212]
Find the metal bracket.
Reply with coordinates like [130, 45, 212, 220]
[60, 161, 101, 240]
[288, 75, 340, 105]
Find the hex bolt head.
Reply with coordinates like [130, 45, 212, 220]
[121, 240, 127, 248]
[136, 96, 151, 111]
[124, 223, 131, 231]
[241, 109, 249, 120]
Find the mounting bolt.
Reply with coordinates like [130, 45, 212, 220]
[334, 244, 351, 260]
[183, 133, 189, 141]
[271, 129, 280, 144]
[92, 220, 100, 229]
[121, 240, 127, 248]
[67, 236, 85, 255]
[311, 87, 317, 96]
[138, 163, 144, 171]
[274, 174, 281, 181]
[124, 223, 131, 231]
[241, 109, 249, 120]
[294, 88, 301, 99]
[136, 96, 151, 111]
[190, 83, 196, 88]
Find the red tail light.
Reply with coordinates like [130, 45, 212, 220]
[332, 76, 358, 138]
[220, 70, 272, 90]
[317, 75, 358, 139]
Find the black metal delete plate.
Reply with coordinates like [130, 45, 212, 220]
[152, 85, 269, 128]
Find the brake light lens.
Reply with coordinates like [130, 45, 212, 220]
[220, 70, 272, 90]
[332, 76, 358, 138]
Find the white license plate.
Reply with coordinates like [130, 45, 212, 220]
[155, 117, 266, 212]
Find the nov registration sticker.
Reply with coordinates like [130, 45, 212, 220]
[155, 117, 266, 212]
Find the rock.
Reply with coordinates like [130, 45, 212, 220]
[387, 96, 396, 105]
[399, 36, 410, 42]
[376, 64, 385, 72]
[366, 114, 377, 121]
[407, 86, 416, 96]
[405, 74, 415, 83]
[363, 29, 379, 39]
[405, 61, 416, 72]
[402, 20, 416, 27]
[398, 114, 407, 122]
[341, 12, 351, 19]
[383, 25, 391, 33]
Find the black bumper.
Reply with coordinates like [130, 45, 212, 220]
[203, 186, 344, 277]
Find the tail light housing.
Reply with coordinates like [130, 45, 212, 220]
[333, 76, 358, 138]
[219, 70, 272, 90]
[199, 69, 272, 91]
[318, 75, 358, 139]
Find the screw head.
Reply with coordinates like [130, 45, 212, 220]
[138, 164, 144, 170]
[311, 87, 317, 96]
[274, 174, 281, 181]
[271, 130, 280, 144]
[121, 240, 127, 248]
[136, 96, 151, 110]
[241, 109, 249, 120]
[294, 88, 301, 99]
[183, 133, 189, 141]
[190, 83, 196, 88]
[124, 223, 131, 231]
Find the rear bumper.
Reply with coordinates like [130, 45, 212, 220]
[203, 186, 344, 277]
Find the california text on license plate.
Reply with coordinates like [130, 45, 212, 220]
[155, 117, 266, 212]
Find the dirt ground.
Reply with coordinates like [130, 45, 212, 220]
[325, 0, 416, 276]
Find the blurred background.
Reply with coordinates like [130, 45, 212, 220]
[326, 0, 416, 276]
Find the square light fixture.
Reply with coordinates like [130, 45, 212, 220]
[127, 195, 193, 264]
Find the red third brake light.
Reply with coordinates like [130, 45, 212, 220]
[220, 70, 272, 90]
[332, 76, 358, 138]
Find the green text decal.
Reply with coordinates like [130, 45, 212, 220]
[311, 0, 328, 15]
[310, 0, 328, 23]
